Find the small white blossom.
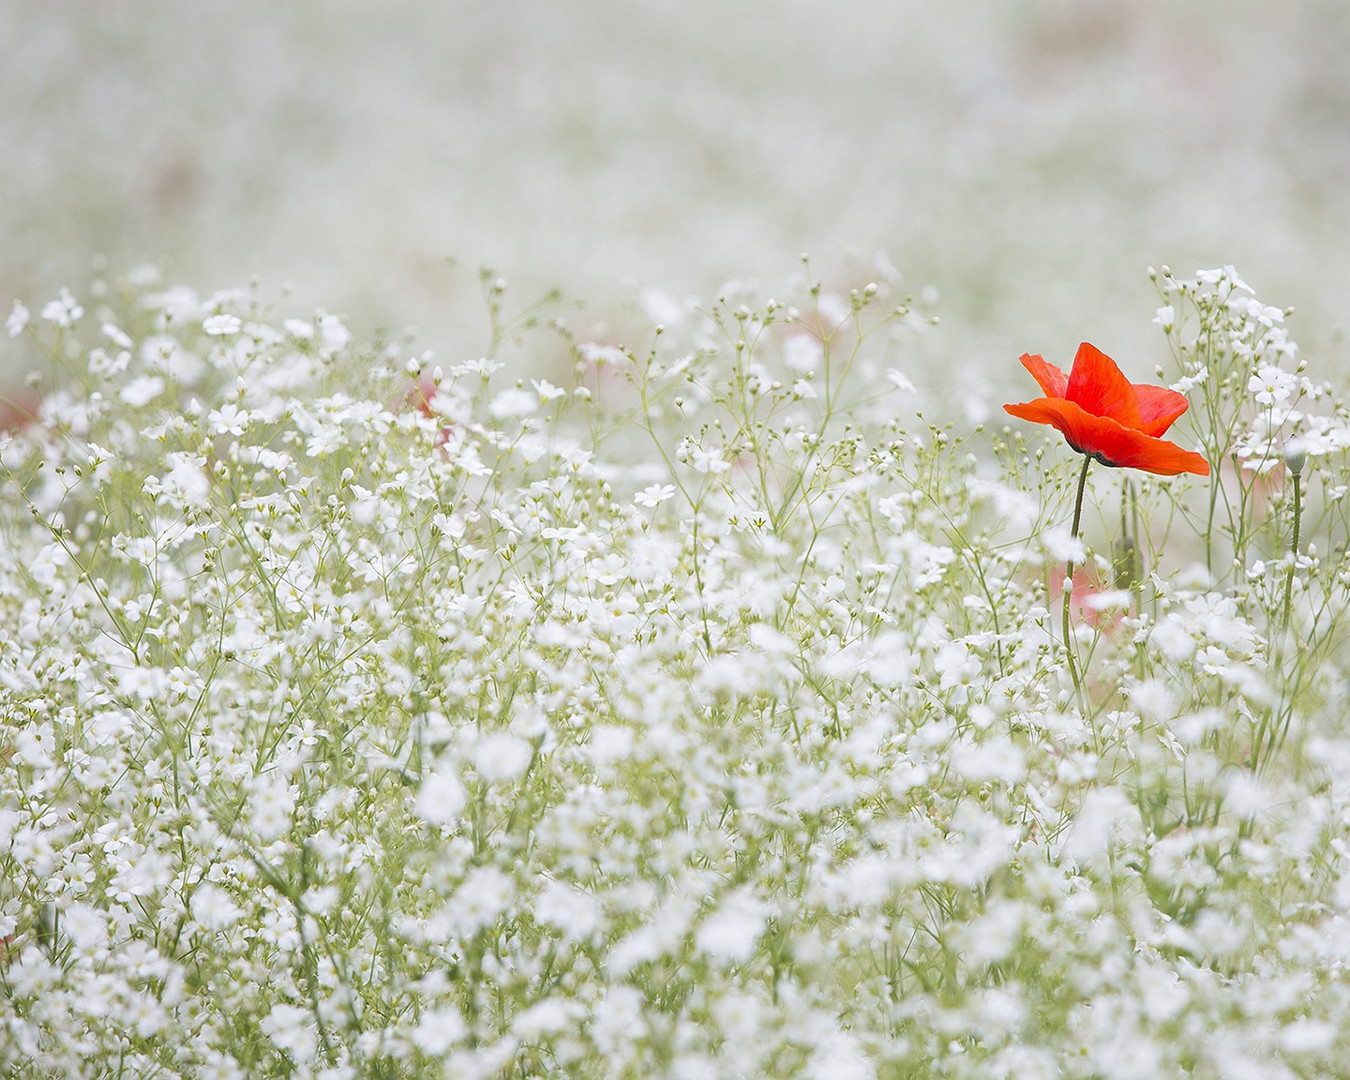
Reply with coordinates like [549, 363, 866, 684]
[191, 883, 241, 931]
[207, 402, 250, 435]
[634, 483, 676, 507]
[1249, 364, 1296, 405]
[40, 287, 83, 327]
[413, 1007, 468, 1055]
[261, 1004, 318, 1065]
[471, 731, 533, 782]
[886, 368, 916, 393]
[694, 887, 767, 963]
[203, 313, 242, 336]
[120, 374, 166, 407]
[5, 300, 29, 336]
[490, 386, 537, 419]
[531, 378, 566, 403]
[415, 762, 467, 825]
[784, 334, 822, 373]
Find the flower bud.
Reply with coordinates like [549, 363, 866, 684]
[1283, 438, 1307, 476]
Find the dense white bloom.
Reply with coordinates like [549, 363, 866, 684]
[446, 866, 514, 935]
[533, 878, 604, 939]
[0, 269, 1346, 1077]
[471, 731, 533, 782]
[694, 887, 767, 963]
[249, 775, 296, 840]
[261, 1003, 318, 1064]
[191, 883, 241, 930]
[415, 761, 468, 825]
[61, 902, 108, 952]
[413, 1007, 468, 1055]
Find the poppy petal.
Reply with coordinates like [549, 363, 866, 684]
[1004, 397, 1209, 476]
[1065, 342, 1142, 430]
[1132, 383, 1189, 437]
[1019, 353, 1069, 399]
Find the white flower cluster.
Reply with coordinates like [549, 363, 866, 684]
[2, 268, 1350, 1077]
[1154, 265, 1350, 477]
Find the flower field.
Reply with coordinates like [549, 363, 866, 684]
[3, 261, 1350, 1077]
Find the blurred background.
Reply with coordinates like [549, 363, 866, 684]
[2, 0, 1348, 401]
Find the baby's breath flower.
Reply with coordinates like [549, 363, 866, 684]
[202, 313, 242, 336]
[1249, 364, 1296, 405]
[634, 482, 676, 507]
[5, 299, 29, 336]
[40, 286, 83, 327]
[2, 265, 1348, 1079]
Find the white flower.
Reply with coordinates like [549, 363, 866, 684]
[208, 402, 249, 435]
[934, 640, 979, 705]
[261, 1003, 318, 1064]
[447, 866, 514, 935]
[1280, 1019, 1337, 1055]
[1153, 304, 1175, 331]
[1149, 614, 1196, 662]
[578, 342, 627, 366]
[1248, 364, 1295, 405]
[471, 731, 533, 782]
[784, 334, 822, 373]
[120, 375, 166, 407]
[101, 321, 133, 349]
[203, 313, 242, 336]
[192, 883, 241, 931]
[886, 368, 916, 393]
[413, 1007, 467, 1054]
[533, 879, 603, 939]
[161, 453, 212, 508]
[513, 998, 579, 1041]
[62, 902, 108, 952]
[531, 378, 566, 403]
[490, 387, 537, 419]
[415, 761, 467, 825]
[634, 483, 676, 507]
[682, 440, 730, 474]
[317, 312, 351, 356]
[5, 300, 29, 337]
[694, 887, 767, 963]
[40, 287, 83, 327]
[250, 776, 295, 840]
[1170, 366, 1207, 393]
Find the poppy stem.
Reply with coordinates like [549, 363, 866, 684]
[1062, 454, 1091, 702]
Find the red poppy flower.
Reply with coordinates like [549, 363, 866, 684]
[1004, 342, 1209, 476]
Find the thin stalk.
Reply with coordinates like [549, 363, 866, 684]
[1281, 469, 1302, 633]
[1062, 455, 1092, 704]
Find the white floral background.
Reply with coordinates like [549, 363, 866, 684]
[3, 1, 1348, 392]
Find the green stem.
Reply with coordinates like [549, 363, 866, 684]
[1062, 455, 1091, 703]
[1281, 470, 1302, 634]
